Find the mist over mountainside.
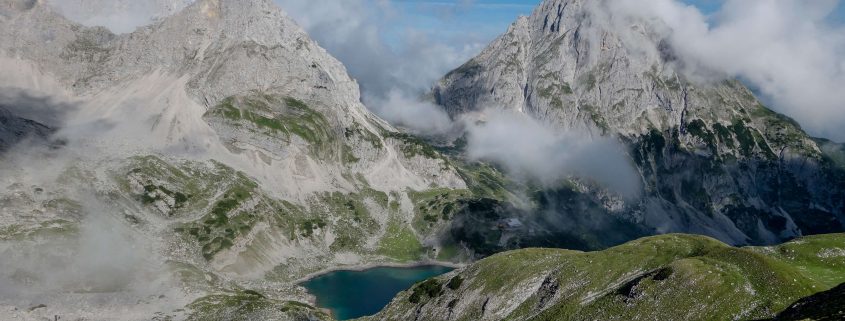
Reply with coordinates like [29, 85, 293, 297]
[433, 0, 845, 247]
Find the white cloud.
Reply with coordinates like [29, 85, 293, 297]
[0, 196, 170, 299]
[600, 0, 845, 141]
[464, 111, 642, 199]
[367, 89, 454, 135]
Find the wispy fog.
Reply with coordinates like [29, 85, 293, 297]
[464, 111, 642, 199]
[0, 88, 77, 128]
[0, 197, 169, 299]
[366, 89, 454, 136]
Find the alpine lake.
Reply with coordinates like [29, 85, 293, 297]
[300, 265, 455, 320]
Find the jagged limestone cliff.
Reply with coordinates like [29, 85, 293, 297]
[433, 0, 845, 246]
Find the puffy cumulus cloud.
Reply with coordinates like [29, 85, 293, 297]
[464, 111, 642, 199]
[598, 0, 845, 141]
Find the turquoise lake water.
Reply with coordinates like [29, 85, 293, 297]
[300, 265, 454, 320]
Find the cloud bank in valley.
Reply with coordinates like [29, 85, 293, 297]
[367, 89, 454, 135]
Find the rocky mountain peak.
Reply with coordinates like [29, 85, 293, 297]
[435, 0, 679, 132]
[0, 0, 463, 193]
[0, 4, 467, 315]
[434, 0, 844, 246]
[175, 0, 302, 42]
[1, 0, 360, 110]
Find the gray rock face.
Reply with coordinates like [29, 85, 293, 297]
[437, 0, 763, 136]
[0, 0, 464, 192]
[0, 0, 466, 319]
[2, 0, 357, 109]
[434, 0, 845, 245]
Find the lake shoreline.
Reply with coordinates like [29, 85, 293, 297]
[295, 260, 465, 284]
[297, 260, 465, 312]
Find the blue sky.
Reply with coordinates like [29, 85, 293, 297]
[387, 0, 845, 46]
[386, 0, 537, 46]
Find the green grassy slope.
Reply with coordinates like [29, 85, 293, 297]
[364, 233, 845, 321]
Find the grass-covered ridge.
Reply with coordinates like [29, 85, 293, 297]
[206, 92, 394, 166]
[377, 218, 426, 262]
[121, 154, 450, 266]
[766, 281, 845, 321]
[121, 156, 304, 260]
[385, 131, 445, 161]
[186, 290, 331, 321]
[122, 153, 474, 270]
[364, 233, 845, 321]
